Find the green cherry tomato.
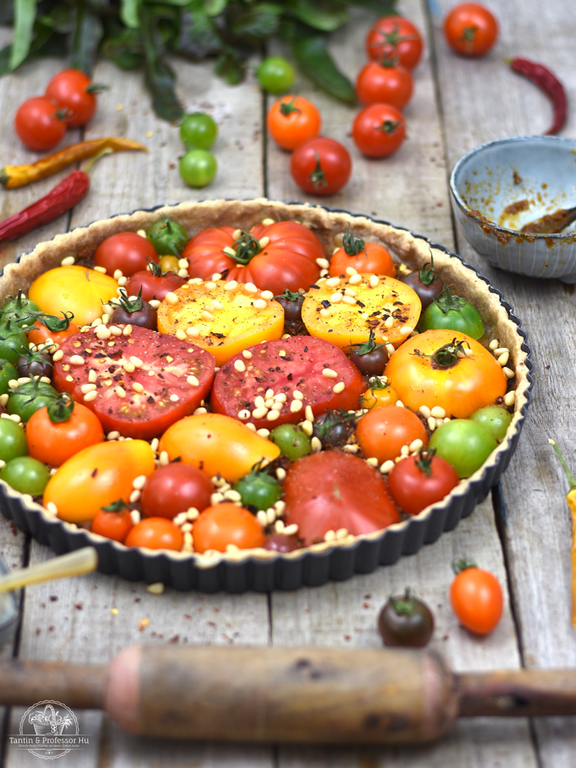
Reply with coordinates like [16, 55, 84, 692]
[179, 113, 218, 150]
[0, 360, 18, 395]
[0, 418, 28, 462]
[7, 380, 59, 423]
[0, 293, 41, 329]
[179, 149, 217, 188]
[257, 57, 296, 94]
[147, 217, 189, 257]
[418, 285, 485, 340]
[429, 419, 497, 478]
[269, 423, 312, 461]
[469, 405, 512, 442]
[234, 466, 283, 511]
[0, 456, 50, 495]
[0, 332, 29, 365]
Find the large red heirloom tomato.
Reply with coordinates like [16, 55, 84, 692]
[181, 220, 325, 294]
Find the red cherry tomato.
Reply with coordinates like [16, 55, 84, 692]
[352, 104, 406, 158]
[94, 233, 159, 277]
[355, 62, 414, 109]
[366, 16, 424, 70]
[387, 451, 459, 516]
[125, 269, 185, 302]
[125, 517, 184, 551]
[91, 504, 133, 543]
[192, 503, 266, 553]
[290, 138, 352, 196]
[444, 3, 498, 57]
[141, 463, 213, 519]
[14, 97, 67, 151]
[450, 560, 503, 634]
[45, 69, 98, 127]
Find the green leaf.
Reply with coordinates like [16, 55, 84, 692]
[204, 0, 228, 17]
[215, 51, 245, 85]
[176, 10, 223, 58]
[10, 0, 38, 70]
[334, 0, 396, 14]
[101, 24, 144, 69]
[121, 0, 141, 29]
[228, 4, 281, 40]
[141, 5, 184, 121]
[70, 2, 104, 74]
[290, 29, 356, 103]
[284, 0, 348, 32]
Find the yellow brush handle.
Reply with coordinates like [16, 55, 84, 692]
[0, 547, 98, 592]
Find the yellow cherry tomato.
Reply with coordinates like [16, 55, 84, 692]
[360, 380, 399, 410]
[157, 279, 285, 367]
[158, 413, 280, 482]
[29, 265, 119, 326]
[301, 274, 421, 349]
[44, 439, 155, 524]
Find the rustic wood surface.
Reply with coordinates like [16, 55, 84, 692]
[0, 0, 574, 764]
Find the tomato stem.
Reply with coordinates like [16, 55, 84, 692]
[452, 557, 478, 575]
[549, 438, 576, 491]
[308, 151, 328, 190]
[231, 231, 261, 264]
[341, 225, 367, 257]
[47, 393, 74, 424]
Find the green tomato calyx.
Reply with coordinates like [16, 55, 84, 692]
[47, 394, 74, 424]
[274, 288, 302, 302]
[412, 338, 469, 369]
[451, 556, 479, 575]
[279, 97, 301, 116]
[414, 447, 437, 477]
[389, 587, 419, 616]
[419, 251, 442, 286]
[117, 287, 145, 314]
[36, 311, 75, 333]
[347, 329, 382, 356]
[308, 151, 328, 191]
[101, 499, 128, 513]
[342, 225, 367, 257]
[433, 284, 470, 315]
[230, 231, 262, 265]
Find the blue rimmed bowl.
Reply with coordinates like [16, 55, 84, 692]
[450, 135, 576, 283]
[0, 199, 533, 592]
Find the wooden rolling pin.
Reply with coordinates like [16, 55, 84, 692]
[1, 646, 576, 744]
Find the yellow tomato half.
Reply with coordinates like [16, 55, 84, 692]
[157, 279, 285, 366]
[301, 273, 421, 349]
[44, 440, 155, 524]
[159, 413, 280, 483]
[29, 265, 119, 326]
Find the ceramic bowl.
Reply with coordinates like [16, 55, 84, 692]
[450, 136, 576, 283]
[0, 199, 533, 592]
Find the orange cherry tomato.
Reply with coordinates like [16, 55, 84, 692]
[384, 329, 507, 419]
[360, 381, 399, 410]
[43, 439, 155, 524]
[27, 398, 105, 467]
[356, 405, 428, 463]
[158, 413, 280, 483]
[267, 95, 321, 151]
[27, 319, 80, 347]
[329, 240, 396, 278]
[450, 560, 503, 634]
[91, 502, 133, 543]
[192, 503, 265, 553]
[125, 517, 183, 551]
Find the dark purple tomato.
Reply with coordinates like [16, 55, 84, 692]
[313, 409, 356, 448]
[348, 331, 389, 377]
[377, 588, 435, 648]
[111, 290, 158, 330]
[16, 350, 53, 379]
[401, 258, 444, 309]
[264, 533, 301, 552]
[274, 289, 305, 322]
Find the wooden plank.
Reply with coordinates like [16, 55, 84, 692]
[0, 32, 82, 269]
[430, 0, 576, 764]
[266, 1, 454, 249]
[272, 499, 537, 765]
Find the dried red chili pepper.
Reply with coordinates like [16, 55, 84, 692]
[0, 170, 89, 243]
[0, 137, 147, 189]
[509, 57, 567, 135]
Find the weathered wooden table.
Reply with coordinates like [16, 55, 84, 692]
[1, 0, 575, 764]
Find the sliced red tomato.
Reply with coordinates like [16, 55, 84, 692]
[211, 335, 366, 430]
[284, 451, 400, 546]
[52, 326, 215, 439]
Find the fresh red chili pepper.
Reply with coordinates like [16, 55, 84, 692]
[509, 57, 567, 135]
[0, 170, 89, 243]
